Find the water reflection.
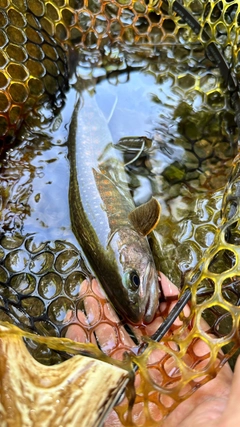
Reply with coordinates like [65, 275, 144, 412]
[0, 52, 237, 348]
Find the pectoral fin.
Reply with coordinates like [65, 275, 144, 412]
[128, 197, 161, 236]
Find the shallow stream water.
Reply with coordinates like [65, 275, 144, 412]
[1, 1, 240, 424]
[0, 42, 237, 366]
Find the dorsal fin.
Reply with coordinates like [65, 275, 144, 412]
[128, 197, 161, 236]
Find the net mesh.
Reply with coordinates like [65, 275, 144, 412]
[0, 0, 240, 425]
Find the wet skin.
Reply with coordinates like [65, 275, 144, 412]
[65, 272, 233, 426]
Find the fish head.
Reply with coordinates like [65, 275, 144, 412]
[109, 228, 160, 324]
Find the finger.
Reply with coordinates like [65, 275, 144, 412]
[220, 356, 240, 426]
[145, 272, 189, 335]
[162, 361, 233, 427]
[87, 279, 137, 352]
[64, 278, 138, 352]
[65, 322, 97, 344]
[159, 272, 179, 299]
[64, 279, 98, 345]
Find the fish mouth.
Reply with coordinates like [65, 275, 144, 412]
[143, 294, 152, 323]
[143, 290, 159, 324]
[142, 266, 160, 324]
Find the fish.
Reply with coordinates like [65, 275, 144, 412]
[68, 85, 161, 324]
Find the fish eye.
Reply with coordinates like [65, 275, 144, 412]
[123, 270, 140, 291]
[130, 271, 140, 290]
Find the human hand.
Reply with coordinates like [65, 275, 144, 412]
[65, 273, 233, 426]
[65, 272, 188, 356]
[162, 355, 235, 427]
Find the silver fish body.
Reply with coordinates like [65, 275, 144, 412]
[68, 88, 160, 324]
